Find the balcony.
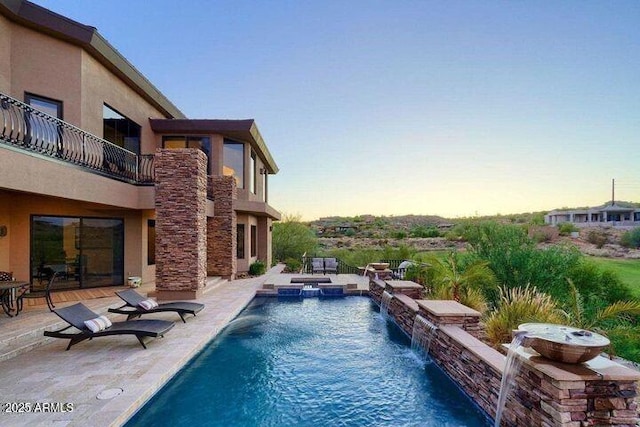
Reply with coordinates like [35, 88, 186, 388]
[0, 93, 154, 185]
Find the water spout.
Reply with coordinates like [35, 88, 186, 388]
[380, 291, 393, 319]
[494, 332, 527, 427]
[411, 315, 437, 361]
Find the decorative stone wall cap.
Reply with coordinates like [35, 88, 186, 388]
[392, 294, 419, 312]
[440, 326, 504, 372]
[384, 280, 423, 290]
[370, 279, 386, 287]
[508, 345, 640, 382]
[416, 300, 481, 317]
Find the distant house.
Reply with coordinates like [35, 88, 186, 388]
[545, 202, 640, 228]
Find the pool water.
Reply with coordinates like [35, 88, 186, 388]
[127, 297, 491, 426]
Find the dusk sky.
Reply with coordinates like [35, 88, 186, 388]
[33, 0, 640, 220]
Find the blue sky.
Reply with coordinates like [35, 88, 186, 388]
[32, 0, 640, 220]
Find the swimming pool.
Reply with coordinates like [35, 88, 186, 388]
[126, 297, 491, 426]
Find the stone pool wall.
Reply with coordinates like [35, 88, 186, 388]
[370, 278, 640, 426]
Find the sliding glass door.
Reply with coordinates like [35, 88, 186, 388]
[31, 216, 124, 290]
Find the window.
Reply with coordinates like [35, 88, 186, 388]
[25, 93, 63, 119]
[148, 220, 156, 265]
[251, 225, 257, 257]
[103, 104, 141, 154]
[237, 224, 245, 259]
[31, 215, 124, 290]
[223, 140, 244, 188]
[263, 173, 268, 203]
[162, 136, 211, 174]
[250, 151, 256, 194]
[25, 93, 63, 154]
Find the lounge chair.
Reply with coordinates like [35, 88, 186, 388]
[311, 258, 324, 274]
[108, 289, 204, 323]
[324, 258, 338, 274]
[44, 302, 174, 350]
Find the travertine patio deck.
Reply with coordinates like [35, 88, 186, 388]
[0, 267, 370, 426]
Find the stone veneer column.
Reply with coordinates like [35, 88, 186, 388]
[207, 175, 236, 279]
[155, 149, 207, 300]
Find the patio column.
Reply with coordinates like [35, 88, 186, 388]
[155, 148, 207, 300]
[207, 175, 237, 279]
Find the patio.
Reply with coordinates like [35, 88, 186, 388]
[0, 266, 369, 426]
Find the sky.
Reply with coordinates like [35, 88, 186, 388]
[32, 0, 640, 220]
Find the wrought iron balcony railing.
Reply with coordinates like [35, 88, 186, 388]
[0, 93, 154, 184]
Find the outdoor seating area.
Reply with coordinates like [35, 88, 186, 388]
[310, 257, 339, 275]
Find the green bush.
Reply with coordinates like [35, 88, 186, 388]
[272, 214, 318, 262]
[284, 258, 301, 273]
[621, 227, 640, 248]
[558, 222, 578, 236]
[249, 260, 266, 276]
[586, 229, 608, 248]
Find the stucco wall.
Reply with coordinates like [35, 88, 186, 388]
[0, 15, 11, 93]
[10, 25, 82, 123]
[80, 52, 166, 148]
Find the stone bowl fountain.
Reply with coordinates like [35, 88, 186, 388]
[515, 323, 610, 364]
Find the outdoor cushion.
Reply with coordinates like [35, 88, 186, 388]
[84, 315, 112, 333]
[138, 299, 159, 311]
[0, 271, 12, 281]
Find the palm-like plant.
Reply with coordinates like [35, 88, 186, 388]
[562, 278, 640, 334]
[426, 251, 497, 313]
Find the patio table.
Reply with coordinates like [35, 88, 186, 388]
[0, 281, 29, 317]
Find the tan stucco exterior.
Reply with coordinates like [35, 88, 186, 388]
[0, 0, 280, 289]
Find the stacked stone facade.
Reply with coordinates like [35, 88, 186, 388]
[154, 149, 207, 300]
[207, 175, 237, 279]
[369, 279, 640, 426]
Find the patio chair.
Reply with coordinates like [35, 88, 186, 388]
[108, 289, 204, 323]
[16, 271, 58, 314]
[311, 258, 324, 274]
[324, 258, 338, 275]
[44, 302, 175, 350]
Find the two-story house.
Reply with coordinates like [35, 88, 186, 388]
[0, 0, 280, 300]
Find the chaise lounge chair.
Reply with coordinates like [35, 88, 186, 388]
[108, 289, 205, 323]
[44, 302, 175, 350]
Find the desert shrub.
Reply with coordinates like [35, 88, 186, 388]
[530, 227, 556, 243]
[586, 229, 608, 248]
[410, 226, 440, 238]
[249, 260, 266, 276]
[620, 227, 640, 248]
[558, 222, 578, 236]
[484, 286, 564, 348]
[273, 214, 318, 262]
[284, 258, 302, 273]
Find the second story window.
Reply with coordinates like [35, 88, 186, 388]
[25, 93, 63, 154]
[162, 136, 211, 174]
[223, 140, 244, 188]
[103, 104, 140, 154]
[25, 93, 63, 119]
[250, 151, 256, 194]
